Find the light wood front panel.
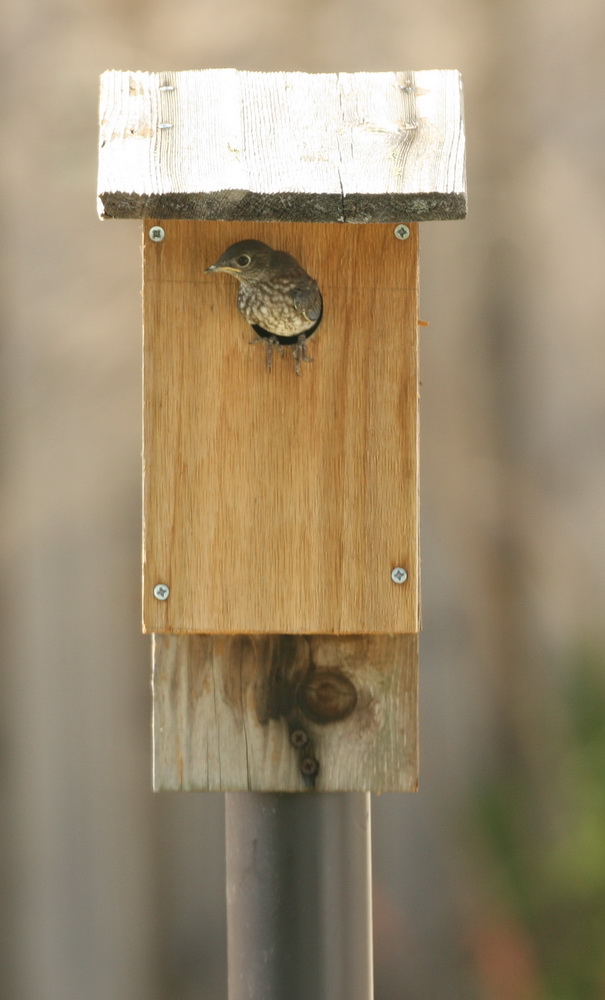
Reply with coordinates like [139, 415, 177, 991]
[143, 220, 418, 634]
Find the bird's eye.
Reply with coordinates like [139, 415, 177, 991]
[236, 254, 251, 268]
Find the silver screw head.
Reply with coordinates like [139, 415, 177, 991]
[149, 226, 165, 242]
[391, 567, 408, 584]
[394, 224, 410, 241]
[153, 583, 170, 600]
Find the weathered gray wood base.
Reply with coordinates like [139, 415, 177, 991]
[152, 634, 418, 792]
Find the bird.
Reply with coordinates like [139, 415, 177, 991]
[206, 239, 322, 375]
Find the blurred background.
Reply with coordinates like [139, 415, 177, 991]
[2, 1, 605, 997]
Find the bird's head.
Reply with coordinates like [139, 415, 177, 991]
[206, 240, 274, 281]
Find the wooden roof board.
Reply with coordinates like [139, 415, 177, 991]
[98, 69, 466, 223]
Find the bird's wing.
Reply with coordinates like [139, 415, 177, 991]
[290, 282, 323, 324]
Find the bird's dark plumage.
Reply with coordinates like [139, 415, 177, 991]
[206, 239, 322, 374]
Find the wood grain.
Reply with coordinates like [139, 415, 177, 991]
[152, 633, 418, 792]
[98, 69, 466, 222]
[143, 220, 419, 635]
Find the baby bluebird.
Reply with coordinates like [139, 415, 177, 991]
[206, 239, 322, 375]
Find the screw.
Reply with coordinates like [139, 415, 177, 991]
[149, 226, 165, 242]
[391, 567, 408, 584]
[290, 729, 309, 749]
[153, 583, 170, 600]
[158, 123, 174, 130]
[301, 756, 319, 777]
[394, 224, 410, 240]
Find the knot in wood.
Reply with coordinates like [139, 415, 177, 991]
[297, 669, 358, 724]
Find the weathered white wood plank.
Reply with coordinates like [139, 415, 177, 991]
[98, 69, 466, 222]
[152, 634, 418, 792]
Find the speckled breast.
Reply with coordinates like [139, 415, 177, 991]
[237, 279, 315, 336]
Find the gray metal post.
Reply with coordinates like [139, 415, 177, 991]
[225, 792, 373, 1000]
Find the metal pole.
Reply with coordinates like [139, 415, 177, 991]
[225, 792, 373, 1000]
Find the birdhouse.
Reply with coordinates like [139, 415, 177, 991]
[98, 68, 466, 792]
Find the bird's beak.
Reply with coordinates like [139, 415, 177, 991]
[206, 263, 238, 274]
